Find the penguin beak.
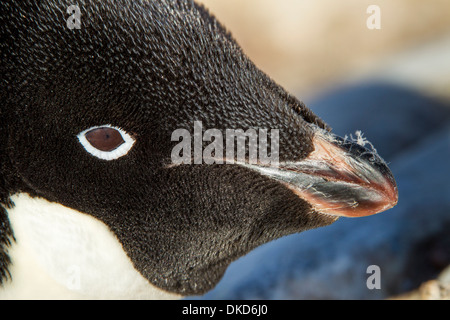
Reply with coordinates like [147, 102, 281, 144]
[243, 129, 398, 217]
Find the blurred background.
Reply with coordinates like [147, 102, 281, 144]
[192, 0, 450, 299]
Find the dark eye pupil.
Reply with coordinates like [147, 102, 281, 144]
[85, 127, 125, 151]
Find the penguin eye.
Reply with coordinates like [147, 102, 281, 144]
[85, 127, 125, 151]
[77, 125, 135, 160]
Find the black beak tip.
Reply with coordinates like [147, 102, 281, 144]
[288, 130, 399, 218]
[329, 133, 399, 216]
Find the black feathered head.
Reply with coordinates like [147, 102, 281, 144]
[0, 0, 397, 296]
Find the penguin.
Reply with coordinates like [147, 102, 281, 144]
[0, 0, 398, 299]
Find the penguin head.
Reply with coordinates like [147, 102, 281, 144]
[0, 0, 398, 296]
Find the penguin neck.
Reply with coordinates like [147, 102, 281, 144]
[0, 192, 181, 300]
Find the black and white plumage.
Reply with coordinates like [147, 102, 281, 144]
[0, 0, 398, 299]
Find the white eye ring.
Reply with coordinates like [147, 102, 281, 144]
[77, 125, 135, 161]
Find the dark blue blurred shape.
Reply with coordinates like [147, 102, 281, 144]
[306, 82, 450, 160]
